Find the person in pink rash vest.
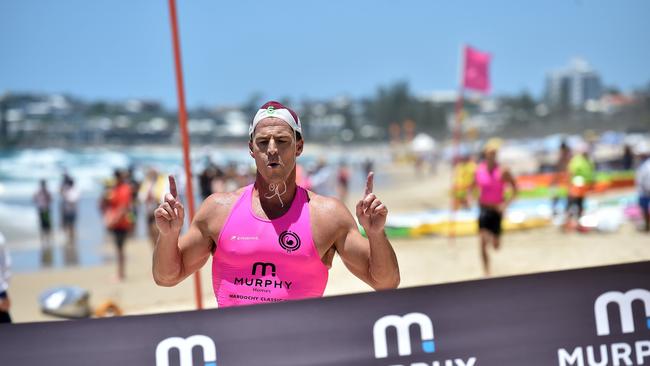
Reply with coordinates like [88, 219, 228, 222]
[471, 140, 518, 276]
[152, 101, 400, 307]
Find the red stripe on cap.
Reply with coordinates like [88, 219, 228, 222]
[260, 101, 300, 127]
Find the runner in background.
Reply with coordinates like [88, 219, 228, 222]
[471, 139, 518, 276]
[565, 143, 595, 232]
[101, 169, 134, 281]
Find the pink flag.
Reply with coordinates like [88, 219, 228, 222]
[463, 45, 491, 93]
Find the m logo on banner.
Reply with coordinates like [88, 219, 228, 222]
[155, 335, 217, 366]
[594, 288, 650, 336]
[373, 312, 435, 359]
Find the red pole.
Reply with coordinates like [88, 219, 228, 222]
[168, 0, 203, 310]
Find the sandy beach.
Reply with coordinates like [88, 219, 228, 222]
[8, 162, 650, 323]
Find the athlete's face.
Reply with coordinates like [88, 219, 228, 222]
[485, 149, 497, 164]
[249, 118, 303, 183]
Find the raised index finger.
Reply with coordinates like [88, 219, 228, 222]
[364, 171, 374, 196]
[168, 175, 178, 198]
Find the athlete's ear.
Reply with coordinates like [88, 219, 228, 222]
[295, 138, 304, 157]
[248, 140, 254, 157]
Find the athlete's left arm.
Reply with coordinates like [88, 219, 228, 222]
[332, 172, 400, 290]
[502, 168, 519, 206]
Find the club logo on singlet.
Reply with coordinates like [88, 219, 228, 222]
[278, 230, 301, 253]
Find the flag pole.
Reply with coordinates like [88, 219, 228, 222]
[168, 0, 203, 310]
[449, 44, 467, 242]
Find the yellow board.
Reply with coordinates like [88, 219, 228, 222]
[412, 217, 551, 237]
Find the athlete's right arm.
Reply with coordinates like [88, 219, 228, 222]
[152, 176, 215, 287]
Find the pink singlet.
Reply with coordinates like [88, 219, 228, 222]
[212, 184, 329, 307]
[475, 162, 505, 206]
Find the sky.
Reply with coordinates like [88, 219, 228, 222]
[1, 0, 649, 109]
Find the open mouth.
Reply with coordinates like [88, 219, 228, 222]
[268, 162, 281, 168]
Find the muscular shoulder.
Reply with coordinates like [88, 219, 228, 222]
[193, 188, 246, 232]
[307, 191, 355, 231]
[307, 192, 357, 256]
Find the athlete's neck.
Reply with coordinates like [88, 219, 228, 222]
[486, 159, 497, 171]
[254, 170, 298, 219]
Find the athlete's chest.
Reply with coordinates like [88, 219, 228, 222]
[249, 197, 335, 258]
[478, 167, 502, 186]
[220, 223, 309, 257]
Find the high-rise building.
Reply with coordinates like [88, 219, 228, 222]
[545, 58, 602, 110]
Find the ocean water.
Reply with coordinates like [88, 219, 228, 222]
[0, 146, 249, 272]
[0, 145, 391, 272]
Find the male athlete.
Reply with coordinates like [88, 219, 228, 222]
[153, 101, 400, 307]
[471, 140, 518, 276]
